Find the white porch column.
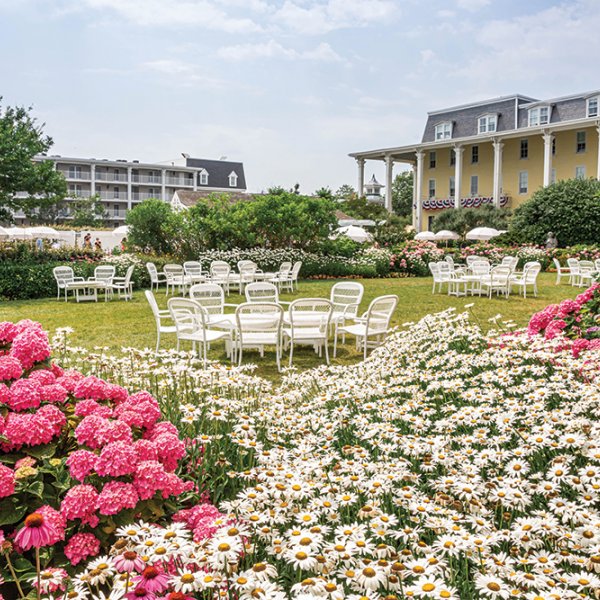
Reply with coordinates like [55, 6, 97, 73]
[161, 169, 167, 202]
[492, 139, 504, 207]
[385, 155, 394, 213]
[543, 131, 554, 187]
[415, 151, 425, 231]
[412, 163, 417, 230]
[193, 171, 198, 191]
[453, 145, 464, 209]
[357, 158, 365, 197]
[90, 164, 96, 196]
[596, 124, 600, 180]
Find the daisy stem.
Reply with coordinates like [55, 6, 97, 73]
[3, 550, 26, 599]
[35, 547, 41, 600]
[125, 571, 130, 594]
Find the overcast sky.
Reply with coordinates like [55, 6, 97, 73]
[1, 0, 599, 193]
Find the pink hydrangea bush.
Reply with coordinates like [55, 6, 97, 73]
[528, 283, 600, 356]
[0, 319, 203, 593]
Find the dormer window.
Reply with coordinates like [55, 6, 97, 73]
[228, 171, 238, 187]
[587, 96, 599, 118]
[478, 114, 497, 134]
[528, 106, 550, 127]
[434, 122, 452, 140]
[199, 170, 208, 185]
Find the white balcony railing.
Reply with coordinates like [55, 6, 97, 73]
[60, 170, 91, 180]
[95, 172, 128, 182]
[166, 177, 194, 187]
[131, 175, 162, 184]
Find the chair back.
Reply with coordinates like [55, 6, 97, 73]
[235, 302, 283, 342]
[237, 260, 256, 271]
[567, 258, 580, 274]
[500, 256, 518, 271]
[428, 262, 440, 279]
[466, 256, 482, 267]
[146, 262, 159, 282]
[53, 266, 75, 287]
[445, 255, 455, 267]
[164, 264, 184, 277]
[145, 290, 161, 323]
[523, 262, 542, 283]
[245, 282, 279, 304]
[189, 283, 224, 314]
[168, 297, 208, 337]
[183, 261, 202, 277]
[288, 298, 332, 336]
[277, 262, 292, 276]
[579, 260, 595, 272]
[438, 261, 452, 277]
[552, 258, 562, 271]
[94, 265, 116, 283]
[595, 259, 600, 273]
[239, 262, 257, 281]
[330, 282, 364, 319]
[123, 265, 135, 285]
[210, 262, 231, 278]
[365, 295, 398, 336]
[490, 265, 511, 282]
[291, 261, 303, 278]
[471, 261, 491, 276]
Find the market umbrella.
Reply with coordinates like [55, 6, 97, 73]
[27, 226, 60, 238]
[434, 230, 460, 241]
[336, 225, 373, 243]
[0, 226, 9, 240]
[113, 225, 129, 235]
[414, 231, 436, 241]
[465, 227, 504, 241]
[6, 227, 33, 239]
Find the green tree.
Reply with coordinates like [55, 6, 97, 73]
[70, 194, 108, 227]
[0, 99, 66, 223]
[511, 178, 600, 247]
[334, 184, 357, 202]
[315, 187, 334, 200]
[126, 198, 178, 254]
[338, 196, 388, 221]
[392, 171, 413, 217]
[431, 205, 511, 237]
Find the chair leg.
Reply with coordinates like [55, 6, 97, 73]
[324, 340, 329, 365]
[288, 341, 293, 367]
[156, 329, 161, 353]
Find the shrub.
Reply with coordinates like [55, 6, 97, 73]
[431, 205, 511, 237]
[126, 198, 180, 255]
[511, 177, 600, 246]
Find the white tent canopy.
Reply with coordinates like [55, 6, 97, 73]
[334, 225, 373, 243]
[26, 226, 60, 238]
[6, 227, 33, 239]
[414, 231, 436, 241]
[0, 226, 9, 240]
[113, 225, 129, 235]
[465, 227, 505, 241]
[434, 230, 460, 241]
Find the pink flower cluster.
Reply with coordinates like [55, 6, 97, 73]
[173, 503, 231, 542]
[64, 532, 101, 566]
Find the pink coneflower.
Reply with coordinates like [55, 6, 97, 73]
[125, 585, 156, 600]
[114, 550, 145, 574]
[134, 565, 169, 593]
[14, 512, 57, 550]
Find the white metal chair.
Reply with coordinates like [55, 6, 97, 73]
[552, 258, 571, 285]
[168, 297, 230, 368]
[52, 266, 84, 301]
[465, 256, 484, 268]
[510, 262, 541, 297]
[112, 265, 135, 300]
[245, 282, 279, 304]
[164, 264, 187, 296]
[480, 265, 512, 298]
[146, 262, 167, 291]
[189, 283, 237, 324]
[334, 295, 398, 359]
[183, 261, 204, 284]
[500, 256, 518, 272]
[90, 265, 116, 301]
[429, 261, 452, 294]
[283, 298, 333, 367]
[234, 302, 284, 372]
[289, 261, 303, 291]
[578, 260, 596, 287]
[145, 290, 177, 352]
[467, 261, 491, 296]
[567, 258, 581, 286]
[210, 261, 232, 295]
[270, 262, 293, 292]
[234, 263, 257, 294]
[330, 282, 364, 339]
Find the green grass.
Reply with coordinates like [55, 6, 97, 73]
[0, 274, 579, 380]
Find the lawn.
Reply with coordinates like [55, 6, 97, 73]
[0, 273, 579, 379]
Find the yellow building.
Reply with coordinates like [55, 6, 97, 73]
[349, 91, 600, 231]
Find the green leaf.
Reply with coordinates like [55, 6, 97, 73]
[24, 480, 44, 499]
[0, 498, 27, 526]
[24, 443, 57, 460]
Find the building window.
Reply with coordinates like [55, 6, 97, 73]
[552, 138, 556, 155]
[68, 166, 82, 179]
[434, 122, 452, 140]
[199, 171, 208, 185]
[471, 146, 479, 164]
[428, 179, 436, 198]
[113, 187, 119, 198]
[576, 166, 586, 179]
[518, 171, 528, 194]
[229, 172, 238, 187]
[470, 175, 478, 196]
[478, 114, 497, 134]
[528, 106, 550, 127]
[449, 176, 455, 198]
[429, 151, 436, 169]
[520, 139, 528, 159]
[69, 184, 83, 195]
[576, 131, 586, 153]
[449, 149, 455, 166]
[587, 97, 599, 118]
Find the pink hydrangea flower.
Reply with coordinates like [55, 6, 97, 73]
[37, 404, 67, 437]
[133, 439, 158, 462]
[66, 450, 98, 481]
[36, 505, 66, 544]
[0, 322, 19, 344]
[74, 415, 110, 449]
[9, 327, 51, 370]
[95, 441, 138, 477]
[73, 375, 112, 401]
[39, 384, 68, 404]
[74, 399, 113, 418]
[64, 533, 101, 566]
[133, 460, 170, 500]
[545, 319, 568, 340]
[0, 464, 15, 498]
[96, 481, 139, 515]
[0, 356, 23, 381]
[61, 485, 100, 527]
[97, 420, 133, 446]
[3, 413, 55, 449]
[28, 370, 56, 386]
[173, 503, 229, 542]
[6, 379, 42, 411]
[153, 433, 186, 472]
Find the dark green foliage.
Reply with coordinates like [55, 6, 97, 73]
[70, 194, 108, 227]
[511, 178, 600, 247]
[126, 198, 180, 255]
[431, 205, 511, 237]
[338, 196, 388, 221]
[0, 99, 67, 222]
[392, 171, 413, 217]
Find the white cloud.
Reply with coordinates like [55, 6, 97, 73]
[420, 49, 435, 64]
[217, 40, 342, 62]
[273, 0, 398, 35]
[456, 0, 490, 11]
[142, 59, 245, 90]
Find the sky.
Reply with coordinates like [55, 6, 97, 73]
[1, 0, 599, 194]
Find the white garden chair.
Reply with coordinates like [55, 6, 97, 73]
[510, 262, 541, 298]
[330, 282, 364, 338]
[164, 264, 187, 296]
[465, 256, 484, 268]
[245, 282, 279, 304]
[289, 261, 303, 291]
[90, 265, 116, 301]
[183, 261, 204, 284]
[168, 297, 231, 368]
[270, 262, 293, 292]
[234, 302, 284, 372]
[500, 256, 518, 272]
[334, 294, 398, 360]
[189, 283, 237, 325]
[52, 266, 84, 302]
[467, 261, 491, 296]
[283, 298, 333, 367]
[210, 261, 232, 295]
[145, 290, 177, 352]
[146, 262, 167, 291]
[112, 265, 135, 301]
[429, 261, 452, 294]
[552, 258, 571, 285]
[578, 260, 596, 287]
[567, 258, 581, 286]
[480, 265, 512, 298]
